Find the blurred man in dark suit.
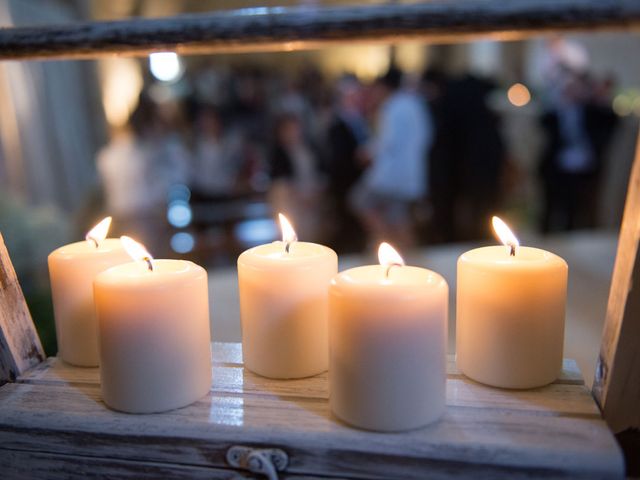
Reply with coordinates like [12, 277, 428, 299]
[326, 76, 369, 252]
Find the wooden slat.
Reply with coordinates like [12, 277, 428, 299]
[0, 233, 45, 384]
[0, 449, 241, 480]
[0, 342, 622, 479]
[17, 359, 597, 416]
[0, 381, 622, 479]
[16, 344, 593, 419]
[17, 345, 584, 388]
[593, 129, 640, 433]
[0, 0, 640, 61]
[211, 343, 587, 381]
[211, 342, 242, 366]
[448, 356, 584, 385]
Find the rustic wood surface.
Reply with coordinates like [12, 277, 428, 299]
[0, 0, 640, 61]
[593, 130, 640, 433]
[0, 342, 623, 479]
[0, 233, 45, 385]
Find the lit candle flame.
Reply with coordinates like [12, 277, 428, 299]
[278, 213, 297, 253]
[120, 236, 154, 271]
[85, 216, 112, 248]
[492, 216, 519, 256]
[378, 242, 405, 278]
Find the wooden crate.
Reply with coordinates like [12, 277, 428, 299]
[0, 1, 639, 477]
[0, 344, 623, 479]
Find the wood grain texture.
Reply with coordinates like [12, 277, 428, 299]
[0, 342, 623, 479]
[18, 345, 584, 386]
[0, 0, 640, 61]
[0, 383, 620, 479]
[1, 449, 334, 479]
[0, 233, 45, 385]
[17, 354, 595, 416]
[593, 129, 640, 433]
[0, 449, 240, 480]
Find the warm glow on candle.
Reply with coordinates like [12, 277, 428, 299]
[492, 216, 519, 256]
[85, 216, 112, 248]
[120, 236, 154, 271]
[378, 242, 405, 278]
[278, 213, 298, 252]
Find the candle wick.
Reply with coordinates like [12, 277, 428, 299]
[510, 244, 516, 257]
[285, 241, 291, 254]
[144, 257, 154, 272]
[87, 236, 99, 248]
[385, 263, 401, 279]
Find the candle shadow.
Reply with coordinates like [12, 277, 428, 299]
[239, 365, 448, 434]
[23, 356, 108, 409]
[240, 366, 335, 423]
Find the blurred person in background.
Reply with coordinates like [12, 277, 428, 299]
[427, 72, 505, 241]
[538, 69, 617, 232]
[275, 75, 316, 138]
[268, 113, 324, 241]
[231, 67, 269, 144]
[273, 66, 328, 149]
[190, 105, 244, 200]
[325, 75, 368, 252]
[351, 67, 432, 250]
[421, 69, 455, 243]
[152, 93, 191, 194]
[97, 93, 189, 254]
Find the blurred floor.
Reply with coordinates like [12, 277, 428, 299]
[208, 230, 617, 387]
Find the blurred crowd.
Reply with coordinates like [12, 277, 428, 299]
[97, 50, 619, 261]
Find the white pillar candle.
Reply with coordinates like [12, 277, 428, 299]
[48, 217, 130, 366]
[456, 217, 568, 389]
[94, 237, 212, 413]
[238, 214, 337, 379]
[329, 243, 448, 432]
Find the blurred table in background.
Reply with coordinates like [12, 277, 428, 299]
[208, 230, 617, 387]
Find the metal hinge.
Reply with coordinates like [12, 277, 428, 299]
[226, 445, 288, 480]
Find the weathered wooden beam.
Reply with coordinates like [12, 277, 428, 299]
[0, 233, 45, 384]
[593, 128, 640, 434]
[0, 0, 639, 61]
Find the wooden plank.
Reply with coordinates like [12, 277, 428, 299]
[0, 381, 622, 479]
[0, 449, 337, 480]
[447, 356, 584, 385]
[593, 129, 640, 433]
[17, 348, 590, 418]
[213, 342, 587, 384]
[0, 449, 241, 480]
[18, 348, 584, 387]
[17, 361, 598, 416]
[212, 342, 243, 366]
[0, 449, 338, 480]
[0, 0, 640, 61]
[216, 343, 584, 384]
[0, 233, 45, 384]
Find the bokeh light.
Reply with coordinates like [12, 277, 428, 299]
[167, 201, 192, 228]
[149, 52, 183, 83]
[170, 232, 195, 254]
[100, 58, 143, 127]
[612, 94, 632, 117]
[234, 218, 279, 247]
[507, 83, 531, 107]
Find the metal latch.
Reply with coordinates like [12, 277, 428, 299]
[226, 445, 288, 480]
